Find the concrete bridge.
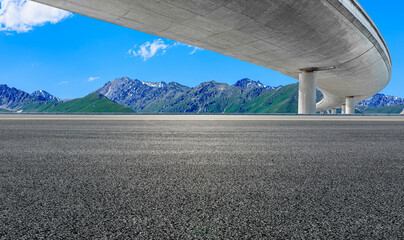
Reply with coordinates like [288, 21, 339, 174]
[33, 0, 392, 114]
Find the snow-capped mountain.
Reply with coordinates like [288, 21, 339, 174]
[233, 78, 281, 90]
[93, 77, 190, 111]
[233, 78, 265, 89]
[31, 90, 61, 101]
[357, 93, 404, 108]
[3, 77, 402, 114]
[93, 77, 283, 113]
[141, 81, 167, 88]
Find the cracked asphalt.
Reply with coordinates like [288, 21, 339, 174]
[0, 116, 403, 239]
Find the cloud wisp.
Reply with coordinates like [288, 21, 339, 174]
[174, 41, 203, 55]
[127, 39, 169, 61]
[87, 77, 100, 82]
[189, 47, 202, 55]
[0, 0, 72, 33]
[127, 39, 203, 61]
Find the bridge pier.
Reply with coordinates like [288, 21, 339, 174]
[341, 104, 346, 114]
[346, 97, 356, 114]
[298, 70, 317, 114]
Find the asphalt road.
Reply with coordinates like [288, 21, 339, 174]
[0, 115, 403, 239]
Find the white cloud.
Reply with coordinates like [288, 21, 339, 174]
[128, 39, 203, 61]
[173, 41, 185, 47]
[128, 39, 169, 61]
[175, 41, 203, 55]
[87, 76, 100, 82]
[189, 47, 202, 55]
[0, 0, 72, 33]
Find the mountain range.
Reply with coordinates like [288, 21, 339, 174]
[23, 93, 134, 113]
[0, 84, 133, 113]
[0, 78, 403, 114]
[0, 85, 60, 111]
[92, 77, 301, 113]
[357, 93, 404, 109]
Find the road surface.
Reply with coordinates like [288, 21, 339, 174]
[1, 115, 403, 239]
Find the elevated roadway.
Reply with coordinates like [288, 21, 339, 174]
[33, 0, 392, 114]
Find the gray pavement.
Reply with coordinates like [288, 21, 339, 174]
[0, 115, 403, 239]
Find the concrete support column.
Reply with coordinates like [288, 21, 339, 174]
[346, 96, 356, 114]
[341, 104, 346, 114]
[331, 108, 337, 114]
[298, 71, 317, 114]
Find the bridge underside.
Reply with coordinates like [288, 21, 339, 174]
[33, 0, 392, 113]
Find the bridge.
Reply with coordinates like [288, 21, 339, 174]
[33, 0, 392, 114]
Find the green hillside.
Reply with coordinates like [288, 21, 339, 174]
[360, 104, 404, 114]
[158, 81, 244, 113]
[23, 93, 135, 113]
[219, 84, 296, 113]
[150, 83, 302, 114]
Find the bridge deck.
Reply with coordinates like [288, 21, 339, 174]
[32, 0, 391, 110]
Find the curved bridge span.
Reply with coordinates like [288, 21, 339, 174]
[33, 0, 392, 114]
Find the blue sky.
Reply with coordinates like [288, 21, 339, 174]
[0, 0, 403, 99]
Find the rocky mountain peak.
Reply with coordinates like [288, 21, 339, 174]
[110, 77, 137, 85]
[141, 81, 167, 88]
[234, 78, 265, 89]
[107, 77, 167, 89]
[31, 90, 60, 101]
[357, 93, 404, 108]
[92, 77, 190, 111]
